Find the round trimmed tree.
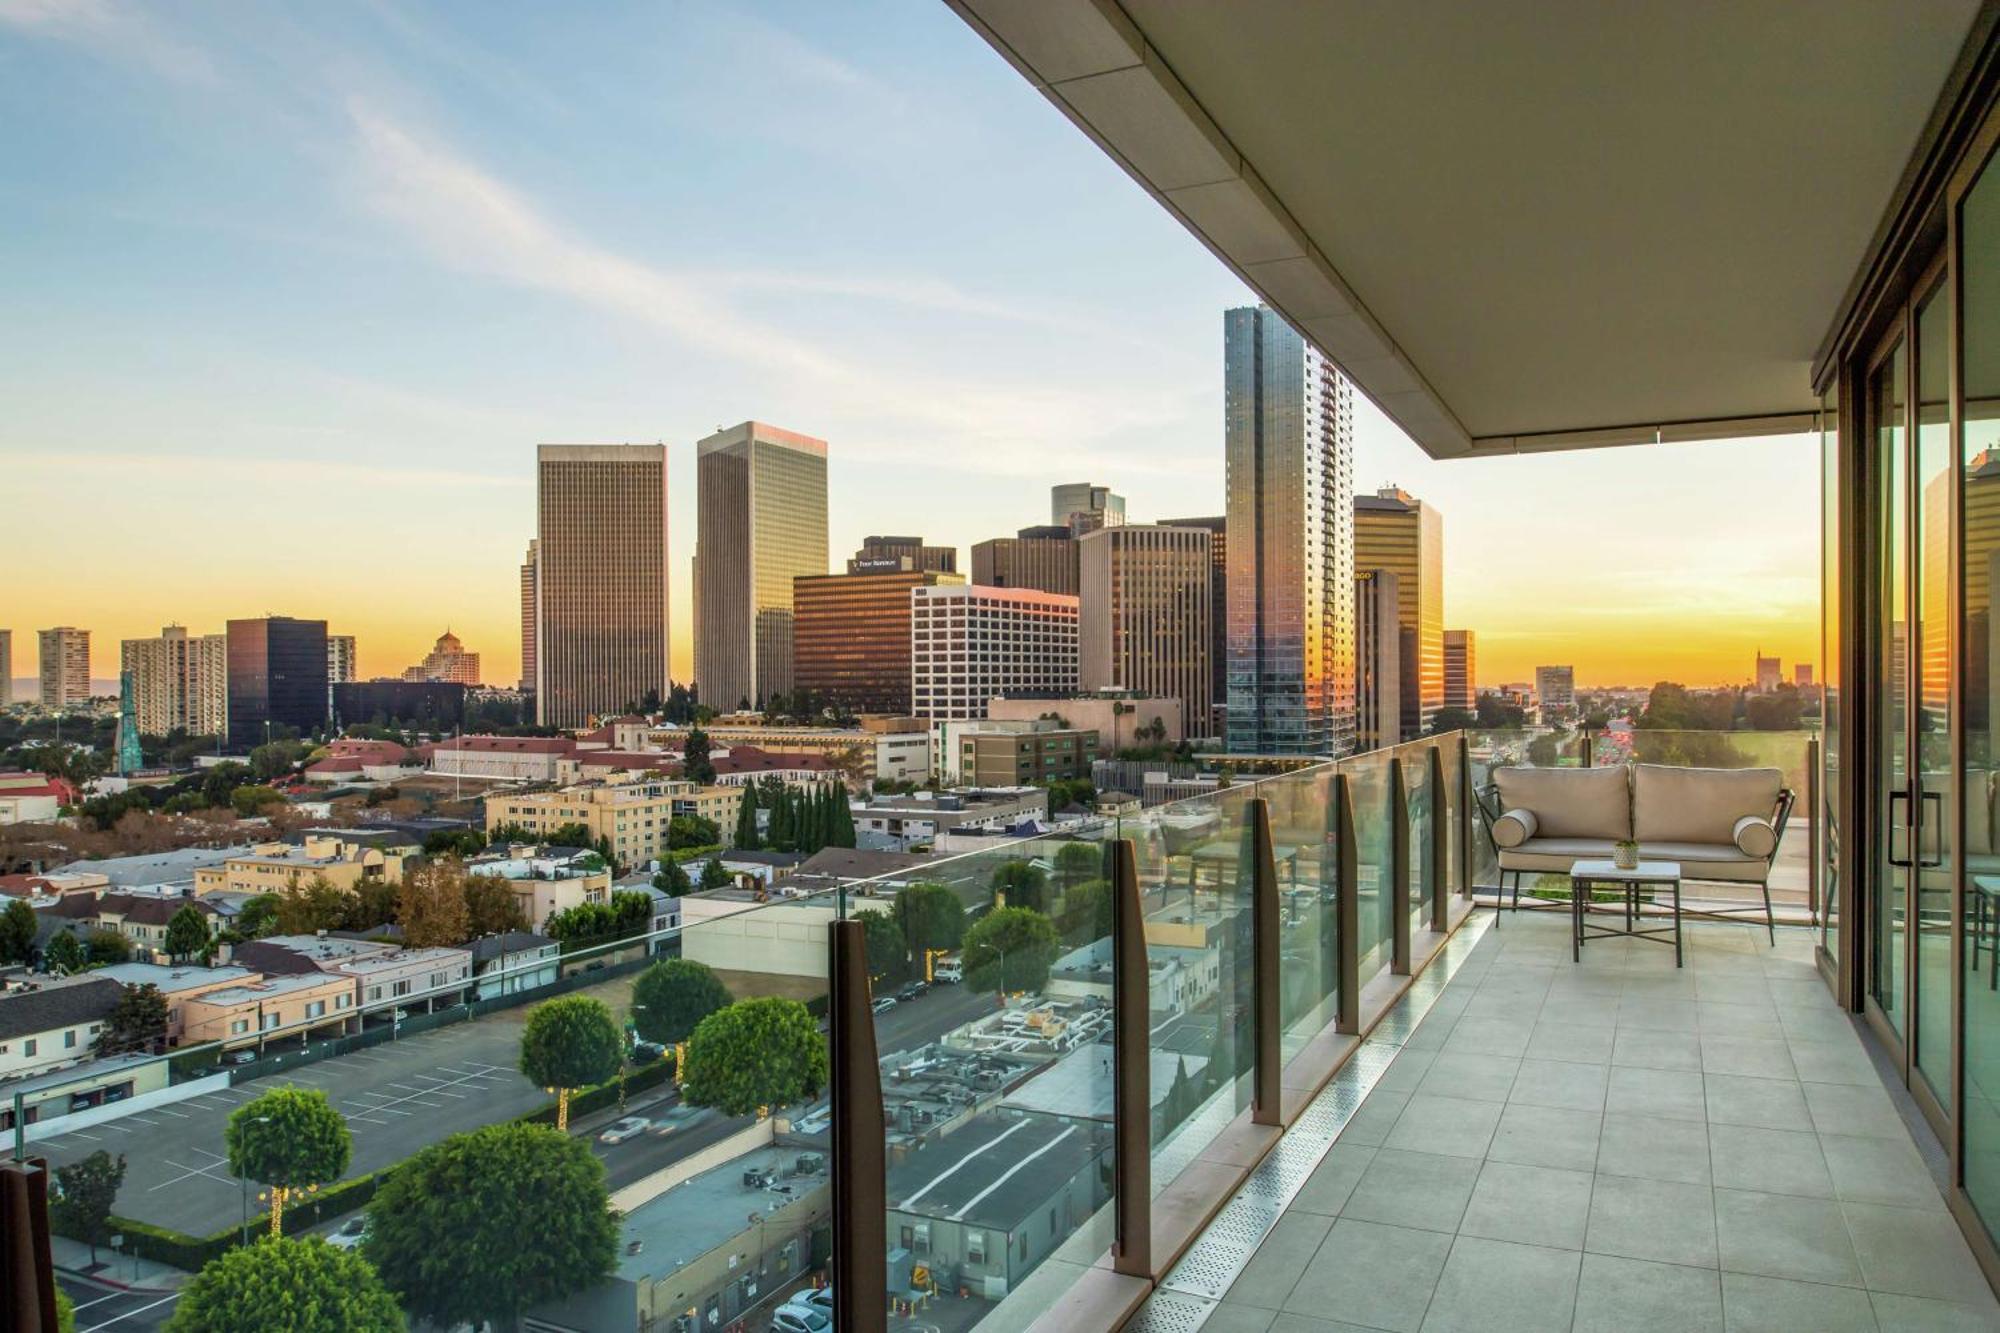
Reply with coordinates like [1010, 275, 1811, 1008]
[226, 1087, 351, 1234]
[167, 1237, 401, 1333]
[682, 997, 826, 1117]
[962, 906, 1061, 995]
[365, 1121, 617, 1331]
[518, 994, 624, 1130]
[630, 959, 731, 1045]
[893, 881, 966, 969]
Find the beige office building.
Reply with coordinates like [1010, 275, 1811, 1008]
[485, 779, 744, 870]
[536, 444, 670, 728]
[1078, 524, 1213, 738]
[693, 422, 829, 712]
[1356, 571, 1403, 750]
[1353, 487, 1444, 739]
[970, 527, 1079, 596]
[519, 539, 538, 692]
[38, 627, 90, 708]
[122, 625, 229, 737]
[1442, 629, 1476, 713]
[910, 585, 1079, 721]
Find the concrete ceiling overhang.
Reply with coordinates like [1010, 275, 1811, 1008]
[949, 0, 1981, 457]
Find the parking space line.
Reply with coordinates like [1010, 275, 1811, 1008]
[67, 1130, 103, 1141]
[81, 1288, 181, 1331]
[152, 1108, 189, 1119]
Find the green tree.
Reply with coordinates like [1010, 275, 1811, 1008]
[235, 894, 281, 938]
[249, 740, 307, 782]
[630, 959, 732, 1044]
[42, 929, 84, 975]
[228, 1087, 352, 1229]
[518, 995, 624, 1129]
[699, 856, 730, 890]
[399, 859, 471, 947]
[1053, 841, 1103, 893]
[274, 874, 355, 936]
[51, 1150, 125, 1264]
[652, 860, 691, 894]
[163, 904, 209, 962]
[464, 873, 529, 937]
[95, 983, 169, 1056]
[230, 784, 285, 817]
[84, 928, 131, 966]
[893, 881, 967, 966]
[683, 997, 827, 1116]
[667, 814, 720, 849]
[861, 909, 910, 987]
[962, 906, 1061, 994]
[56, 1287, 74, 1333]
[733, 781, 761, 850]
[767, 784, 795, 850]
[365, 1122, 616, 1331]
[1062, 878, 1115, 940]
[683, 728, 717, 785]
[168, 1236, 403, 1333]
[0, 898, 35, 963]
[991, 859, 1049, 914]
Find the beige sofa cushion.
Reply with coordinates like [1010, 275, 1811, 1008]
[1632, 764, 1781, 845]
[1493, 766, 1631, 840]
[1492, 809, 1537, 848]
[1733, 815, 1777, 858]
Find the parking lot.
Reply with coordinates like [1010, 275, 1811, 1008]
[38, 1007, 548, 1238]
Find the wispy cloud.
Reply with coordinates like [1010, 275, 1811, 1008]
[7, 448, 526, 491]
[0, 0, 215, 85]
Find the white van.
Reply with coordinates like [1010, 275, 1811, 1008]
[934, 958, 964, 984]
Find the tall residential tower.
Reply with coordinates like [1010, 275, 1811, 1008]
[535, 445, 670, 728]
[1353, 486, 1444, 739]
[693, 422, 829, 712]
[1223, 306, 1356, 755]
[38, 627, 91, 709]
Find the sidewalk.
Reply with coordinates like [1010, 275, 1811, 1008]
[51, 1233, 189, 1290]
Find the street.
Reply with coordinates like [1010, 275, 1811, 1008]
[60, 1273, 181, 1333]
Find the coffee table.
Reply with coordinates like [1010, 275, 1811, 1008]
[1569, 859, 1684, 967]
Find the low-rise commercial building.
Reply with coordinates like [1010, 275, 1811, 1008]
[638, 722, 932, 789]
[0, 771, 67, 825]
[179, 972, 358, 1048]
[428, 734, 575, 783]
[957, 724, 1098, 787]
[91, 963, 258, 1042]
[0, 978, 123, 1082]
[985, 692, 1184, 749]
[910, 585, 1080, 722]
[465, 846, 612, 933]
[339, 947, 473, 1009]
[192, 836, 412, 897]
[485, 780, 744, 871]
[471, 932, 560, 998]
[852, 788, 1049, 852]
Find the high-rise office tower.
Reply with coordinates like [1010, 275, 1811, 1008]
[849, 536, 957, 575]
[1535, 665, 1576, 715]
[1795, 663, 1815, 688]
[1052, 483, 1126, 536]
[1224, 305, 1357, 755]
[1755, 652, 1782, 693]
[0, 630, 12, 706]
[519, 539, 538, 693]
[122, 625, 228, 737]
[1078, 524, 1213, 737]
[1356, 571, 1403, 751]
[38, 627, 91, 708]
[1354, 486, 1444, 738]
[794, 568, 965, 714]
[226, 616, 328, 747]
[971, 527, 1079, 596]
[1443, 630, 1476, 713]
[694, 422, 828, 712]
[1161, 515, 1228, 732]
[536, 444, 670, 728]
[910, 585, 1080, 720]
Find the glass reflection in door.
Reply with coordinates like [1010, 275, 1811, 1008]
[1913, 278, 1954, 1104]
[1873, 336, 1909, 1042]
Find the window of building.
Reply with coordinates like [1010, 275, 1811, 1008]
[306, 1001, 326, 1019]
[230, 1019, 248, 1035]
[63, 1030, 76, 1049]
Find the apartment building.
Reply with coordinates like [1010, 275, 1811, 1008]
[465, 846, 612, 933]
[90, 963, 258, 1042]
[38, 627, 90, 709]
[0, 978, 121, 1081]
[910, 584, 1079, 721]
[484, 779, 743, 869]
[179, 972, 358, 1048]
[121, 625, 228, 737]
[191, 836, 411, 897]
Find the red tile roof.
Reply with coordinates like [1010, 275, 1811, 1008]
[435, 735, 576, 755]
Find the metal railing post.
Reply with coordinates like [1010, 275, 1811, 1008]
[829, 919, 887, 1333]
[1335, 773, 1361, 1033]
[1111, 837, 1152, 1277]
[1390, 757, 1412, 975]
[1578, 732, 1593, 767]
[1249, 798, 1282, 1126]
[1457, 734, 1473, 899]
[1428, 746, 1448, 931]
[1806, 736, 1821, 923]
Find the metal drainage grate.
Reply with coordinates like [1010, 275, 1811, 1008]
[1139, 913, 1496, 1317]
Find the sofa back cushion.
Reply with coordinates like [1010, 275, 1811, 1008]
[1493, 765, 1631, 840]
[1632, 764, 1782, 846]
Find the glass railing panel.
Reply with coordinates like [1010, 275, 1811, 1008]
[1440, 737, 1464, 901]
[1127, 782, 1258, 1198]
[1263, 764, 1341, 1056]
[1400, 740, 1435, 936]
[1345, 747, 1396, 977]
[839, 823, 1118, 1324]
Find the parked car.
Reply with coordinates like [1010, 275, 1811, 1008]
[896, 981, 928, 1002]
[792, 1286, 835, 1313]
[870, 996, 896, 1014]
[631, 1040, 667, 1062]
[933, 959, 963, 983]
[327, 1217, 369, 1251]
[598, 1116, 649, 1145]
[771, 1305, 831, 1333]
[223, 1049, 257, 1066]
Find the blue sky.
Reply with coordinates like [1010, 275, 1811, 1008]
[0, 0, 1818, 688]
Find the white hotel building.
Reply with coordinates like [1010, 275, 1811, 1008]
[909, 585, 1079, 721]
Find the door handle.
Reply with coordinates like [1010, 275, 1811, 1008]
[1918, 789, 1946, 868]
[1888, 789, 1912, 868]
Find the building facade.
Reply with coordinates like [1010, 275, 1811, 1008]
[958, 725, 1099, 785]
[1353, 486, 1444, 738]
[1223, 305, 1356, 756]
[1755, 652, 1782, 692]
[792, 569, 964, 715]
[225, 617, 327, 747]
[1534, 665, 1576, 715]
[1161, 515, 1228, 732]
[1051, 482, 1126, 535]
[1355, 570, 1402, 751]
[693, 421, 829, 712]
[910, 585, 1080, 721]
[970, 527, 1079, 596]
[535, 444, 669, 729]
[332, 680, 466, 730]
[484, 779, 744, 870]
[519, 538, 538, 693]
[1442, 629, 1476, 713]
[1078, 524, 1213, 738]
[121, 625, 228, 737]
[37, 627, 90, 708]
[402, 630, 481, 685]
[849, 535, 957, 574]
[0, 630, 11, 706]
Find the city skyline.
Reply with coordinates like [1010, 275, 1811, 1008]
[0, 2, 1817, 692]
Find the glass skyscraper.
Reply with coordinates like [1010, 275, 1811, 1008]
[1224, 305, 1356, 756]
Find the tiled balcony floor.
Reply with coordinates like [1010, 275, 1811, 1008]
[1194, 911, 2000, 1333]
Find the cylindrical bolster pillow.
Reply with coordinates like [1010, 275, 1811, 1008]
[1733, 814, 1777, 857]
[1493, 809, 1537, 849]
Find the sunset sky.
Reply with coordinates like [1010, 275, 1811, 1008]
[0, 1, 1818, 695]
